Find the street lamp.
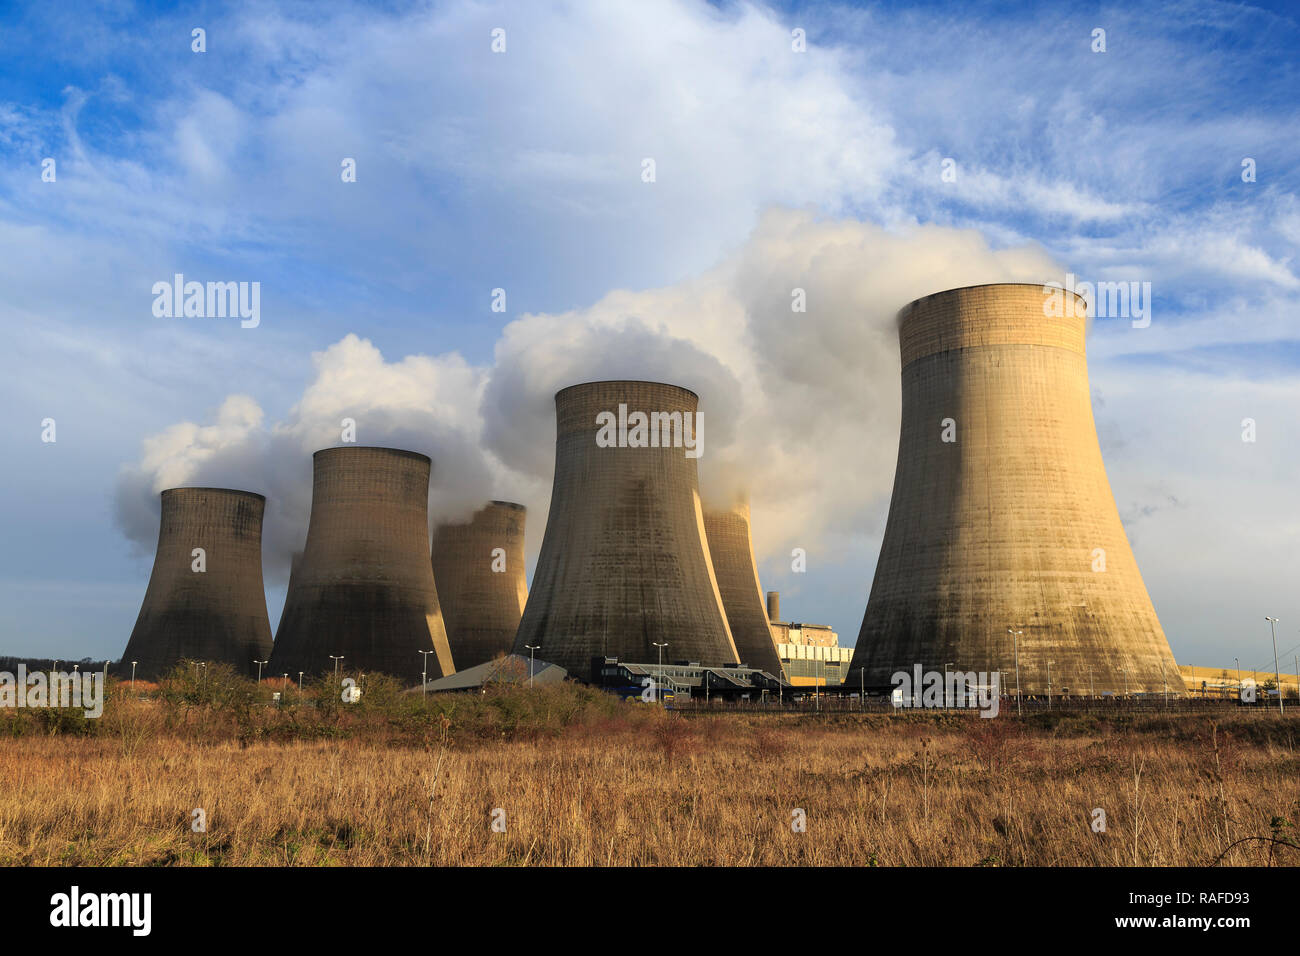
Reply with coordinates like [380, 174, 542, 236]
[523, 645, 540, 689]
[1046, 660, 1055, 710]
[653, 642, 668, 704]
[943, 662, 954, 708]
[1266, 617, 1283, 714]
[130, 661, 137, 692]
[1160, 657, 1168, 709]
[297, 671, 304, 694]
[1234, 657, 1241, 700]
[1088, 664, 1095, 700]
[1008, 628, 1023, 716]
[253, 659, 267, 684]
[329, 655, 344, 684]
[419, 650, 435, 697]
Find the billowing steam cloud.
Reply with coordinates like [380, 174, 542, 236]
[114, 207, 1060, 583]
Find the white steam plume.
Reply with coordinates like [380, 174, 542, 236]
[115, 207, 1061, 586]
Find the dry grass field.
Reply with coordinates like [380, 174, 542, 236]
[1, 669, 1297, 866]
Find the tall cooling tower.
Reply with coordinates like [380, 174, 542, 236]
[514, 381, 740, 674]
[270, 446, 454, 680]
[850, 284, 1180, 695]
[703, 502, 783, 675]
[431, 501, 528, 670]
[122, 488, 273, 679]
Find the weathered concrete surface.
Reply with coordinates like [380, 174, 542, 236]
[270, 446, 454, 681]
[514, 381, 740, 674]
[850, 284, 1183, 695]
[122, 488, 273, 679]
[704, 501, 783, 675]
[431, 501, 528, 670]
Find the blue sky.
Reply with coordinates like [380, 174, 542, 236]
[2, 0, 1298, 675]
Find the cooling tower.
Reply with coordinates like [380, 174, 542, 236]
[703, 502, 783, 675]
[122, 488, 273, 679]
[431, 501, 528, 670]
[270, 446, 455, 680]
[514, 381, 740, 674]
[850, 283, 1180, 696]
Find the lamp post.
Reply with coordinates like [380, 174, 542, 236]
[1046, 660, 1055, 711]
[297, 671, 304, 695]
[1088, 665, 1095, 700]
[254, 659, 267, 684]
[523, 645, 540, 688]
[943, 662, 954, 709]
[653, 642, 668, 704]
[418, 649, 435, 697]
[1160, 657, 1168, 709]
[1234, 657, 1241, 700]
[1266, 617, 1283, 714]
[1008, 628, 1022, 716]
[130, 661, 137, 692]
[329, 655, 344, 685]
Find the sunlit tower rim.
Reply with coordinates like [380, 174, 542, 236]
[269, 445, 455, 680]
[848, 283, 1181, 696]
[122, 487, 273, 679]
[704, 501, 783, 675]
[513, 380, 740, 674]
[431, 500, 528, 670]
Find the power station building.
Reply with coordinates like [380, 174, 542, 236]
[703, 502, 784, 675]
[270, 446, 455, 681]
[849, 283, 1181, 696]
[122, 487, 273, 679]
[513, 381, 741, 674]
[763, 591, 852, 687]
[431, 500, 528, 670]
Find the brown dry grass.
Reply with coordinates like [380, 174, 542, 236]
[1, 681, 1297, 866]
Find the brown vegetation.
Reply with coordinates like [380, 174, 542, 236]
[0, 667, 1296, 866]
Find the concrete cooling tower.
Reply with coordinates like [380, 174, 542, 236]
[270, 446, 455, 681]
[431, 501, 528, 670]
[703, 502, 783, 675]
[514, 381, 740, 674]
[850, 283, 1181, 696]
[122, 488, 273, 679]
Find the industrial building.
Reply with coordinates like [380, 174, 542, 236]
[270, 446, 455, 681]
[848, 283, 1182, 696]
[764, 591, 853, 686]
[419, 654, 566, 694]
[513, 381, 741, 675]
[591, 657, 785, 701]
[431, 501, 528, 670]
[703, 501, 784, 675]
[122, 487, 273, 679]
